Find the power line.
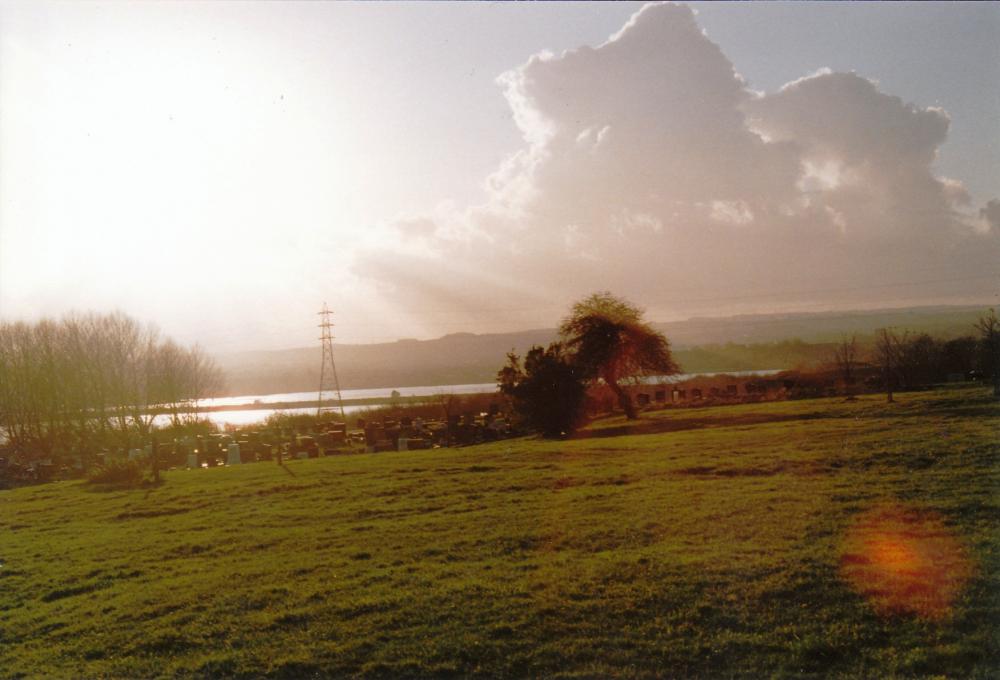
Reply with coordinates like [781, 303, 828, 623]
[317, 303, 346, 420]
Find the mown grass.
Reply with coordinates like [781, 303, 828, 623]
[1, 387, 997, 678]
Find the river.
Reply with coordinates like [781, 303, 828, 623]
[173, 370, 783, 428]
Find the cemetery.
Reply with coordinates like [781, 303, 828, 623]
[0, 362, 979, 490]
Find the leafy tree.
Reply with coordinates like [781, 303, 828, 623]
[940, 336, 978, 377]
[498, 343, 587, 438]
[559, 292, 678, 419]
[898, 333, 945, 390]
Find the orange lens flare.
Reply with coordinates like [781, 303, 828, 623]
[839, 504, 973, 620]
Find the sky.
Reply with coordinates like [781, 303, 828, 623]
[1, 1, 998, 352]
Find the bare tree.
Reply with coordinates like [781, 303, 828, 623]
[151, 339, 188, 428]
[0, 312, 226, 468]
[0, 321, 45, 455]
[833, 335, 860, 399]
[873, 328, 902, 403]
[975, 308, 1000, 398]
[183, 344, 225, 420]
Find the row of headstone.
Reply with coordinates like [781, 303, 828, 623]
[182, 443, 241, 467]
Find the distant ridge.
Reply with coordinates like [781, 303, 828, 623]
[650, 304, 992, 347]
[213, 304, 991, 396]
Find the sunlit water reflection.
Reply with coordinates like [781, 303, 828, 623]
[157, 370, 782, 428]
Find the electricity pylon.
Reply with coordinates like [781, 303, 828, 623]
[317, 303, 346, 421]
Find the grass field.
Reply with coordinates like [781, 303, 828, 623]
[1, 387, 997, 678]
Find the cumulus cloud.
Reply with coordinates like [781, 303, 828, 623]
[354, 2, 999, 336]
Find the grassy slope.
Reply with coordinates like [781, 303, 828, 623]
[1, 388, 997, 678]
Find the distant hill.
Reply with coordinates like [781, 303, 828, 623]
[213, 304, 990, 396]
[650, 305, 990, 347]
[215, 329, 558, 396]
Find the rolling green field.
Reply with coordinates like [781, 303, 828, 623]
[1, 387, 997, 678]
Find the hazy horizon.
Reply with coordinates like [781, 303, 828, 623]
[215, 301, 995, 355]
[2, 1, 998, 353]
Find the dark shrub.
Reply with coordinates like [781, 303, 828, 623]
[86, 459, 144, 487]
[498, 343, 588, 438]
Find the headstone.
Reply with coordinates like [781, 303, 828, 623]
[187, 453, 199, 468]
[398, 438, 408, 452]
[227, 443, 241, 465]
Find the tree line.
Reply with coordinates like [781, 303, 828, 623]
[501, 295, 1000, 437]
[847, 309, 999, 401]
[0, 312, 224, 465]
